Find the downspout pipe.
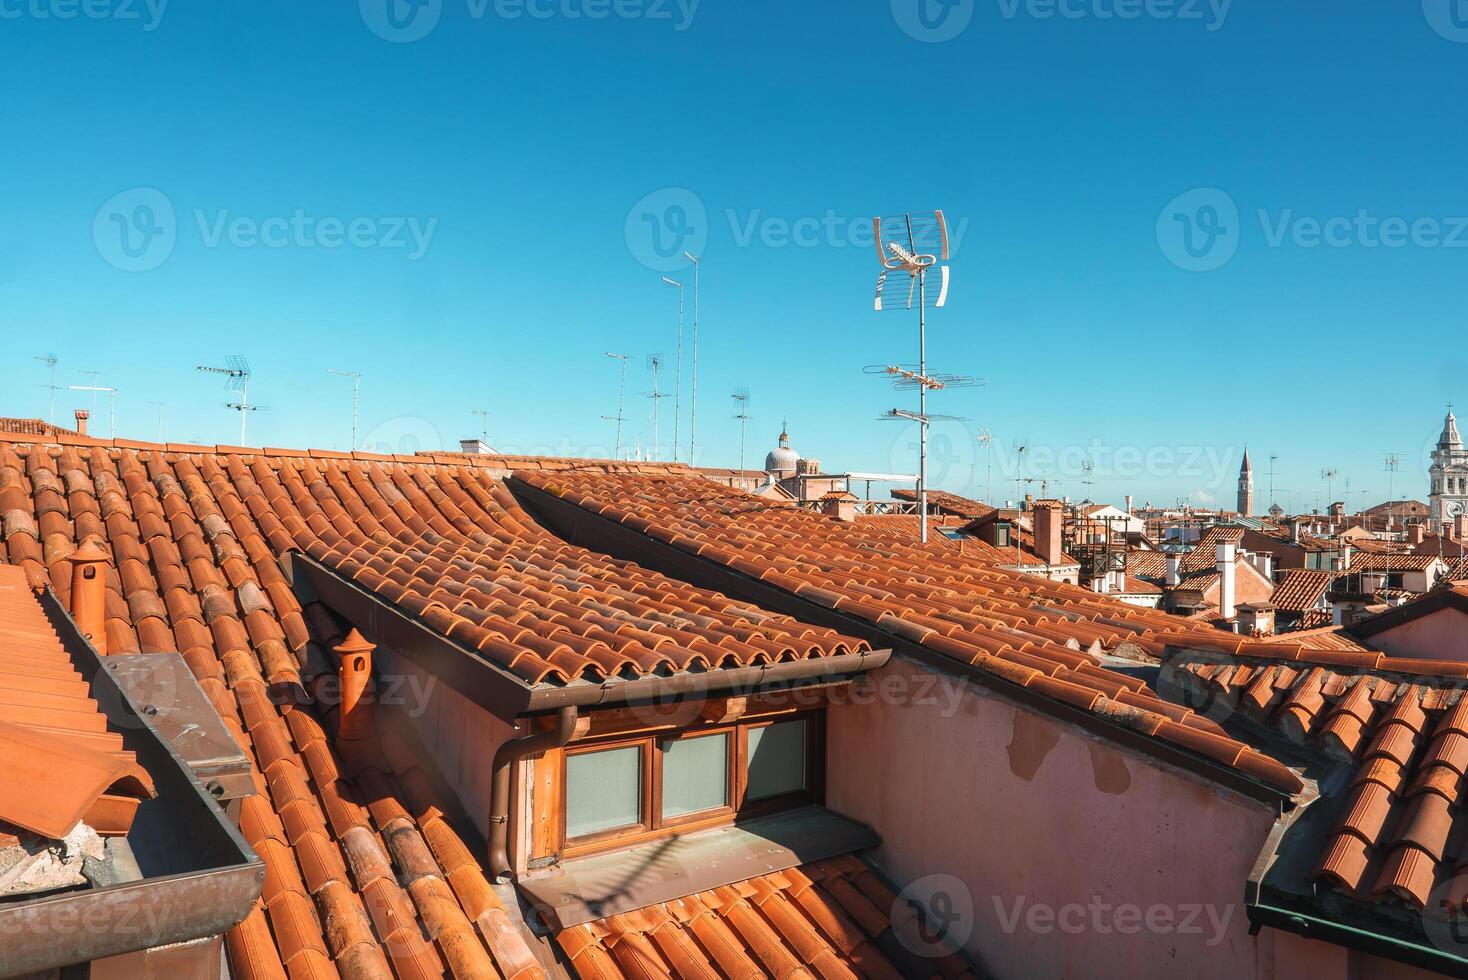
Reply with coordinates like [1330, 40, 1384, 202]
[489, 704, 579, 881]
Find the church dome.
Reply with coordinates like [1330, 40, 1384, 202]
[764, 425, 799, 476]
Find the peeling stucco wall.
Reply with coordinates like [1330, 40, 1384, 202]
[826, 656, 1283, 979]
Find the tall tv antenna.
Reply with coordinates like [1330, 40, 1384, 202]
[603, 352, 631, 460]
[1384, 453, 1403, 531]
[146, 401, 165, 442]
[197, 356, 254, 442]
[69, 384, 117, 438]
[471, 409, 491, 441]
[643, 354, 666, 462]
[34, 354, 57, 425]
[732, 388, 751, 471]
[1320, 467, 1339, 510]
[1013, 441, 1028, 567]
[661, 276, 685, 461]
[328, 368, 362, 449]
[683, 251, 701, 464]
[977, 429, 994, 503]
[869, 209, 963, 544]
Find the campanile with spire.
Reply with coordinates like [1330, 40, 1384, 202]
[1430, 405, 1468, 530]
[1238, 448, 1254, 516]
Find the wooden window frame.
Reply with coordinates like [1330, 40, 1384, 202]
[561, 710, 823, 859]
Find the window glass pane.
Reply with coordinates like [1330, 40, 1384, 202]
[747, 720, 806, 801]
[662, 732, 729, 819]
[566, 746, 642, 838]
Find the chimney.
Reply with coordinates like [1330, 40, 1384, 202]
[1408, 523, 1427, 546]
[73, 409, 89, 437]
[1216, 540, 1237, 620]
[1289, 518, 1302, 545]
[1165, 553, 1183, 587]
[1124, 495, 1133, 516]
[336, 630, 376, 749]
[69, 540, 109, 653]
[1456, 515, 1468, 541]
[1338, 542, 1353, 574]
[820, 493, 858, 523]
[1250, 550, 1274, 580]
[1033, 502, 1063, 566]
[1238, 602, 1276, 637]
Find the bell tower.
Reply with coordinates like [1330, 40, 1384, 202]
[1430, 406, 1468, 530]
[1237, 448, 1254, 517]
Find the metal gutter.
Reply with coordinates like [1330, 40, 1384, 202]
[287, 551, 892, 720]
[1246, 903, 1468, 977]
[508, 476, 1296, 808]
[0, 589, 263, 976]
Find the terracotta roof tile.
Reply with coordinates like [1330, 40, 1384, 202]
[558, 858, 974, 980]
[0, 442, 551, 979]
[516, 471, 1309, 793]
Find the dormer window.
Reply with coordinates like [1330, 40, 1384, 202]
[560, 711, 819, 858]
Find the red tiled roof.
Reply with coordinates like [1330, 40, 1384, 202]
[0, 565, 155, 839]
[1125, 549, 1169, 582]
[519, 471, 1307, 793]
[0, 417, 76, 437]
[1271, 569, 1334, 613]
[1351, 553, 1443, 573]
[1180, 526, 1246, 574]
[889, 488, 994, 520]
[1165, 646, 1468, 912]
[558, 856, 975, 980]
[0, 441, 567, 978]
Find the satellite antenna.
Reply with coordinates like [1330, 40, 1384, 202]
[868, 208, 969, 544]
[643, 354, 666, 462]
[603, 353, 631, 460]
[197, 356, 254, 442]
[34, 354, 57, 425]
[732, 388, 751, 471]
[661, 276, 685, 461]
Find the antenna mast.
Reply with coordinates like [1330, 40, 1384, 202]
[197, 356, 255, 442]
[328, 369, 363, 449]
[869, 209, 973, 544]
[643, 354, 666, 462]
[732, 388, 751, 472]
[604, 352, 631, 460]
[683, 251, 701, 464]
[661, 276, 685, 461]
[34, 354, 58, 425]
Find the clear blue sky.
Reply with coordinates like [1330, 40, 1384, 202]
[1, 1, 1463, 513]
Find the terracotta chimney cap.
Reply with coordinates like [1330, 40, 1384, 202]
[70, 540, 109, 563]
[334, 629, 376, 656]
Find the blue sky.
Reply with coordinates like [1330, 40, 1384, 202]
[1, 1, 1464, 512]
